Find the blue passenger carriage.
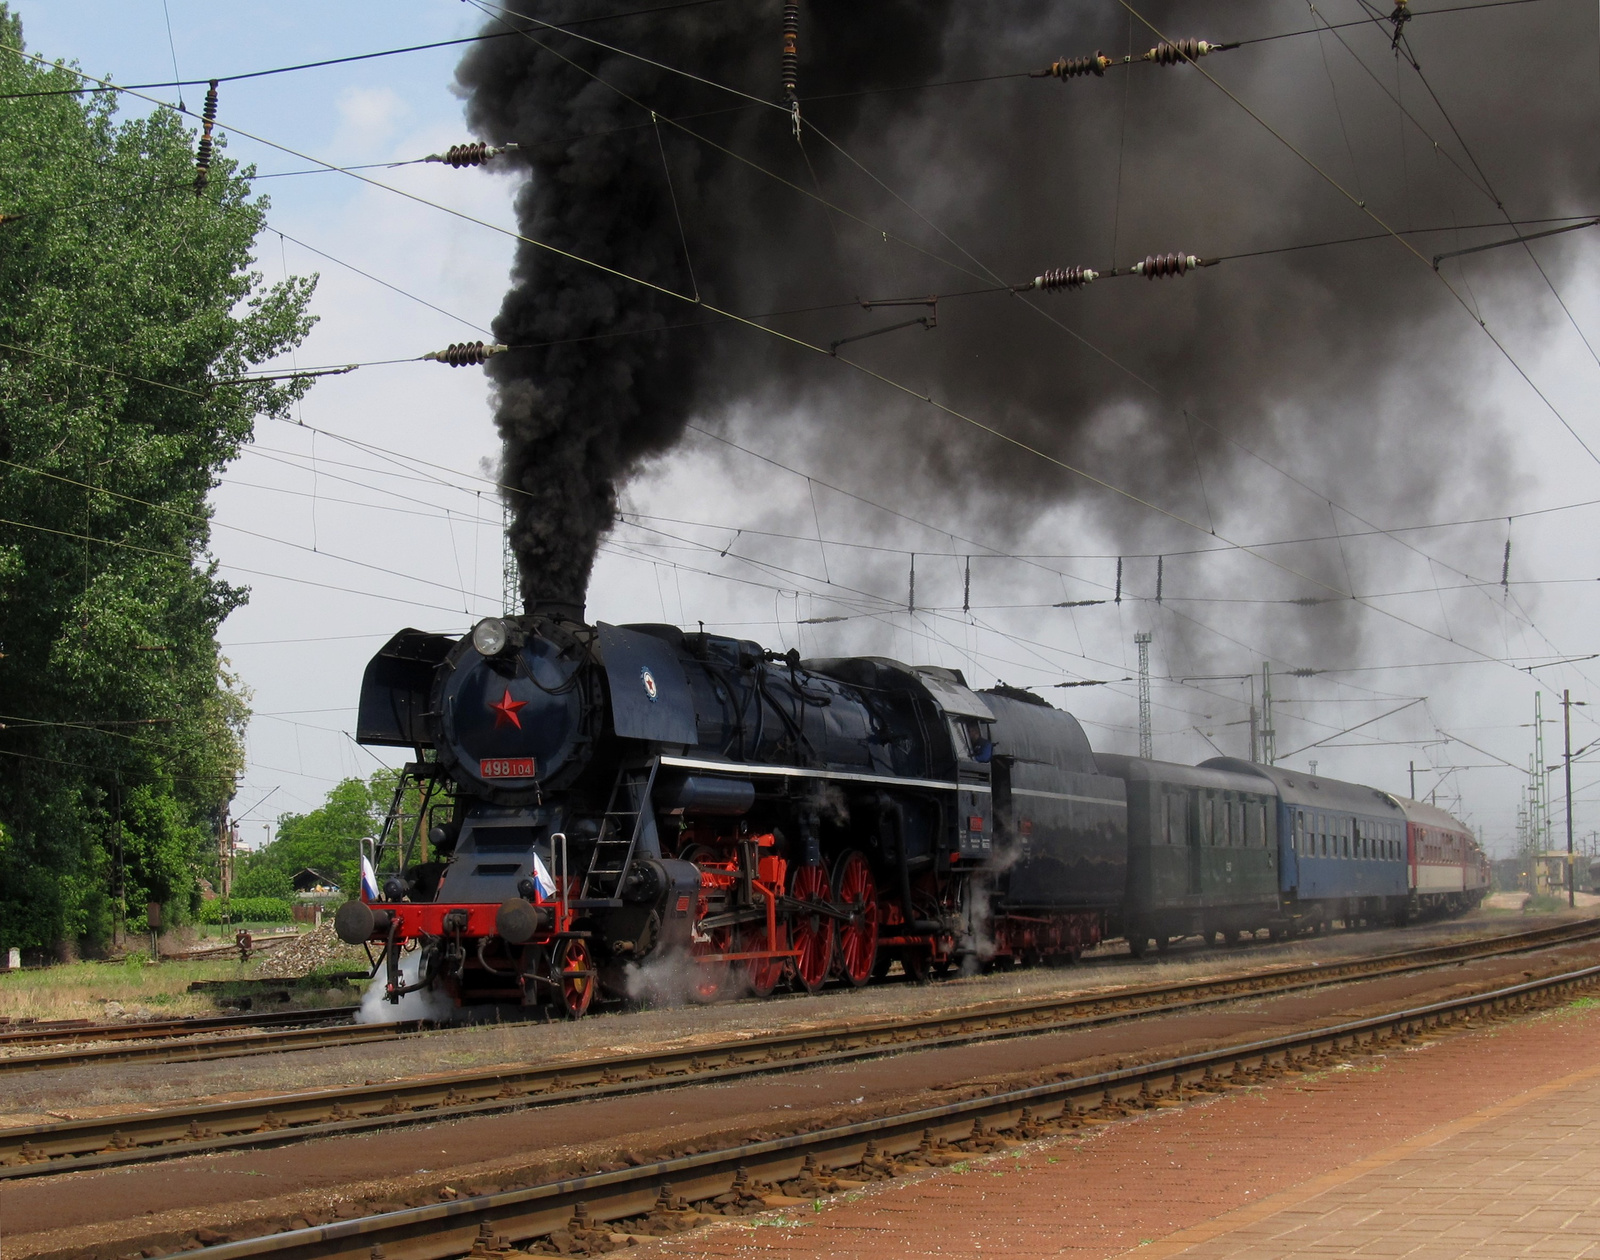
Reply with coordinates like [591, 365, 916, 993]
[1204, 760, 1408, 930]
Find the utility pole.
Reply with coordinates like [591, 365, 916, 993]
[1248, 703, 1260, 764]
[502, 498, 519, 617]
[1409, 760, 1416, 800]
[1260, 662, 1277, 766]
[1135, 632, 1153, 760]
[217, 810, 234, 900]
[1533, 692, 1548, 851]
[1564, 690, 1582, 908]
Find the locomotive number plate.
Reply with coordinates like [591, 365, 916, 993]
[480, 757, 536, 779]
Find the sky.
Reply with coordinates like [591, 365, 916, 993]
[17, 1, 1600, 857]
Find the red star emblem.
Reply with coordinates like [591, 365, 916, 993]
[488, 687, 527, 730]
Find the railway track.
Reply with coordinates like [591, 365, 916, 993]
[3, 916, 1596, 1179]
[3, 918, 1579, 1078]
[154, 959, 1600, 1260]
[0, 917, 1586, 1078]
[0, 1005, 363, 1053]
[0, 1016, 412, 1076]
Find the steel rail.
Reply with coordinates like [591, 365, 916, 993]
[0, 1006, 361, 1049]
[0, 1017, 414, 1075]
[165, 961, 1600, 1260]
[5, 918, 1582, 1076]
[3, 917, 1595, 1179]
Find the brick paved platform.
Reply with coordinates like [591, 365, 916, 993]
[634, 998, 1600, 1260]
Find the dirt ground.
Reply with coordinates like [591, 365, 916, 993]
[1483, 890, 1600, 910]
[6, 925, 1598, 1260]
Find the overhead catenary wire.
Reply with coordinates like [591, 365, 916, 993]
[9, 26, 1574, 786]
[11, 39, 1587, 701]
[1344, 0, 1600, 373]
[0, 0, 737, 101]
[75, 0, 1587, 687]
[1104, 0, 1600, 688]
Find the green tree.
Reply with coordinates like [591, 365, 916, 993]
[239, 770, 406, 898]
[0, 8, 317, 954]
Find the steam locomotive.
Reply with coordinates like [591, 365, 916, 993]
[336, 605, 1487, 1014]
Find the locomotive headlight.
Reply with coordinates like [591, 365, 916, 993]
[472, 617, 511, 658]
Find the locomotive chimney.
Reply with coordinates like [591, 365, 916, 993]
[529, 598, 587, 625]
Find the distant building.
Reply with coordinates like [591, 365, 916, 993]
[1495, 853, 1594, 896]
[291, 868, 340, 898]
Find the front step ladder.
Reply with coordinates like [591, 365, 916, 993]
[580, 762, 658, 902]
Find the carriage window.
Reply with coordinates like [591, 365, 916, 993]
[1168, 794, 1188, 846]
[1247, 802, 1263, 848]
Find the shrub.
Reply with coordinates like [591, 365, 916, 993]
[198, 896, 293, 924]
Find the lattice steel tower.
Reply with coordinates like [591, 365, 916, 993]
[1135, 632, 1153, 760]
[1260, 662, 1277, 765]
[502, 497, 519, 617]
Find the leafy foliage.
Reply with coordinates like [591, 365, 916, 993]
[197, 896, 293, 925]
[0, 8, 316, 951]
[236, 770, 405, 899]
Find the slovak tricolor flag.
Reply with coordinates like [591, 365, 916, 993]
[530, 853, 557, 900]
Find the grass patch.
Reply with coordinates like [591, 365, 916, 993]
[1523, 894, 1565, 913]
[0, 934, 360, 1022]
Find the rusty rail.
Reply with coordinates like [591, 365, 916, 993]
[161, 961, 1600, 1260]
[3, 917, 1597, 1179]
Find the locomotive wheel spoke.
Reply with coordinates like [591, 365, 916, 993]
[787, 863, 834, 993]
[832, 849, 881, 987]
[735, 919, 785, 999]
[690, 926, 732, 1003]
[554, 938, 593, 1019]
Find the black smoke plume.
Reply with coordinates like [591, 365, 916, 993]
[460, 1, 1596, 628]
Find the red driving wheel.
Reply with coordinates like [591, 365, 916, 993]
[832, 850, 880, 987]
[735, 918, 785, 999]
[787, 863, 834, 993]
[553, 937, 594, 1019]
[690, 925, 732, 1003]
